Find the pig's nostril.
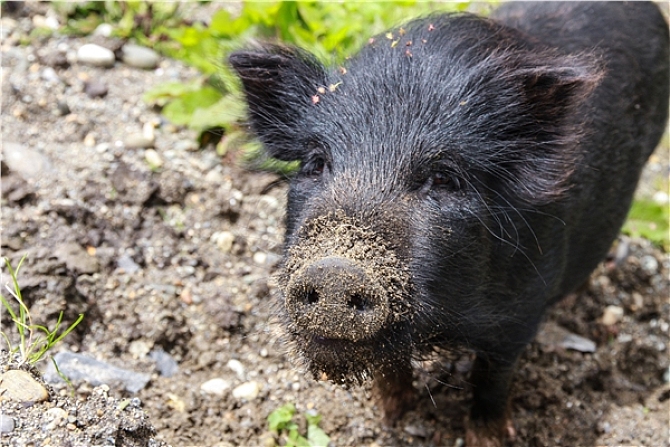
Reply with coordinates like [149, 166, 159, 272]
[305, 288, 320, 305]
[347, 293, 369, 312]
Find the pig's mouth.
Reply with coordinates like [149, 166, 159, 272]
[290, 323, 413, 385]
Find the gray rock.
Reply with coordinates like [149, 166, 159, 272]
[2, 142, 52, 181]
[404, 423, 429, 438]
[536, 321, 597, 353]
[121, 44, 160, 69]
[54, 242, 99, 274]
[117, 254, 140, 273]
[56, 100, 71, 116]
[84, 81, 108, 98]
[640, 255, 659, 276]
[149, 349, 179, 378]
[76, 44, 115, 68]
[0, 415, 14, 433]
[44, 352, 151, 393]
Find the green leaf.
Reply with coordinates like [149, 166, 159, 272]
[161, 86, 223, 126]
[623, 198, 670, 249]
[268, 403, 296, 431]
[307, 425, 330, 447]
[142, 81, 202, 107]
[188, 95, 246, 131]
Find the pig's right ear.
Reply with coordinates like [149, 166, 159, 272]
[229, 45, 327, 161]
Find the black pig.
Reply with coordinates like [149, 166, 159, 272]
[230, 2, 669, 445]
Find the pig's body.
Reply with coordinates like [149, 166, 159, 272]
[230, 2, 669, 445]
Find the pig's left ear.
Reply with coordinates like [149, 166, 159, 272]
[229, 45, 327, 161]
[501, 54, 604, 203]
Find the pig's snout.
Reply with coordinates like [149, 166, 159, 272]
[285, 256, 391, 343]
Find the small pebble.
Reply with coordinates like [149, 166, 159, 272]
[117, 254, 140, 273]
[124, 133, 154, 149]
[232, 381, 260, 400]
[601, 305, 624, 326]
[200, 378, 232, 396]
[121, 44, 160, 69]
[41, 67, 59, 83]
[77, 44, 115, 68]
[3, 141, 52, 180]
[227, 359, 245, 380]
[85, 80, 108, 98]
[639, 255, 659, 276]
[404, 423, 429, 438]
[145, 149, 163, 169]
[44, 407, 68, 430]
[212, 231, 235, 253]
[175, 139, 199, 152]
[0, 416, 14, 434]
[128, 339, 152, 359]
[253, 252, 267, 265]
[149, 349, 179, 378]
[93, 23, 114, 37]
[56, 100, 71, 116]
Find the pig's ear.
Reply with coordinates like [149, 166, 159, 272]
[505, 55, 604, 203]
[518, 57, 602, 126]
[229, 45, 327, 161]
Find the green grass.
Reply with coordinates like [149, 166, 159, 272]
[1, 256, 84, 366]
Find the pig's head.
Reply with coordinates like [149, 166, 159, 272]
[230, 14, 601, 384]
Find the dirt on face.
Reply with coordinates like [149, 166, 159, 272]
[279, 211, 413, 384]
[1, 3, 668, 447]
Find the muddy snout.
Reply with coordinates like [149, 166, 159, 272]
[285, 256, 391, 343]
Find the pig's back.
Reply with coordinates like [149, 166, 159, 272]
[494, 1, 669, 299]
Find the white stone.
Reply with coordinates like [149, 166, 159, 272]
[232, 381, 260, 400]
[93, 23, 114, 37]
[227, 359, 245, 380]
[253, 252, 267, 265]
[77, 44, 115, 68]
[212, 231, 235, 253]
[145, 149, 163, 168]
[601, 305, 624, 326]
[200, 378, 231, 396]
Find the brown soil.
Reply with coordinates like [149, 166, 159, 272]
[1, 3, 668, 447]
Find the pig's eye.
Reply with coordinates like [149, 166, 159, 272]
[427, 171, 461, 191]
[300, 156, 326, 178]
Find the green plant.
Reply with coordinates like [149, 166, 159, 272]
[56, 0, 181, 40]
[623, 198, 670, 250]
[0, 256, 84, 366]
[268, 403, 330, 447]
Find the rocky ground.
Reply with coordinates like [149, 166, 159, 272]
[1, 3, 669, 447]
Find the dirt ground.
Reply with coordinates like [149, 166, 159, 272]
[1, 3, 669, 447]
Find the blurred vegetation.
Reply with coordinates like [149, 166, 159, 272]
[623, 198, 670, 250]
[57, 1, 470, 157]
